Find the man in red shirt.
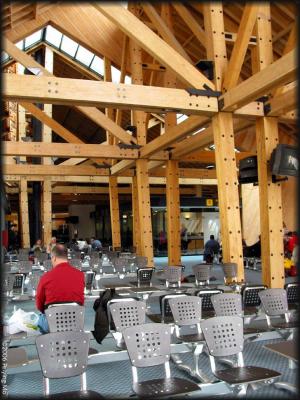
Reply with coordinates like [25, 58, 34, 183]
[36, 244, 84, 313]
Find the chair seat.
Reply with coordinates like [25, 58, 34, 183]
[215, 366, 281, 385]
[243, 326, 268, 335]
[133, 377, 200, 398]
[177, 332, 204, 343]
[202, 310, 215, 318]
[45, 390, 104, 399]
[147, 314, 174, 324]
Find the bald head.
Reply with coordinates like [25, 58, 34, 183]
[51, 244, 68, 267]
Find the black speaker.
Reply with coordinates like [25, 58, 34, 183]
[239, 156, 257, 170]
[239, 169, 258, 184]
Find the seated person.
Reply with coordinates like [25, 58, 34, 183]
[31, 239, 45, 257]
[36, 244, 84, 332]
[204, 234, 220, 263]
[91, 237, 102, 250]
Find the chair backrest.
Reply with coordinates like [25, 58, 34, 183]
[109, 300, 146, 332]
[137, 268, 153, 285]
[164, 266, 182, 283]
[124, 323, 171, 367]
[36, 331, 89, 379]
[30, 273, 43, 290]
[196, 289, 224, 311]
[211, 293, 243, 317]
[45, 304, 85, 332]
[192, 264, 211, 285]
[18, 253, 29, 261]
[135, 256, 148, 268]
[107, 297, 139, 330]
[13, 273, 25, 290]
[285, 282, 299, 305]
[19, 261, 32, 273]
[69, 258, 82, 269]
[36, 252, 48, 263]
[258, 288, 289, 316]
[222, 263, 237, 279]
[43, 259, 52, 271]
[169, 296, 202, 326]
[241, 285, 267, 308]
[201, 315, 244, 357]
[3, 273, 15, 292]
[84, 271, 95, 289]
[113, 257, 128, 273]
[70, 250, 82, 259]
[159, 293, 188, 321]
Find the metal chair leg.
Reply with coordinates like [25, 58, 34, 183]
[274, 382, 297, 394]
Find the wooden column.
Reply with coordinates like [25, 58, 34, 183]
[166, 160, 181, 264]
[42, 178, 52, 246]
[17, 63, 27, 163]
[108, 176, 121, 249]
[104, 57, 115, 146]
[19, 178, 30, 248]
[204, 2, 244, 281]
[129, 2, 154, 265]
[43, 46, 53, 166]
[161, 4, 181, 265]
[253, 4, 284, 288]
[132, 176, 141, 254]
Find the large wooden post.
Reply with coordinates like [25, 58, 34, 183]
[204, 2, 244, 281]
[161, 4, 181, 266]
[132, 176, 141, 254]
[43, 47, 53, 166]
[129, 2, 154, 265]
[253, 4, 284, 288]
[19, 178, 30, 248]
[42, 178, 52, 247]
[108, 176, 121, 249]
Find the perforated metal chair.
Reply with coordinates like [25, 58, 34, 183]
[164, 266, 182, 288]
[29, 272, 43, 297]
[285, 282, 299, 310]
[36, 331, 103, 398]
[69, 258, 82, 270]
[147, 293, 188, 323]
[258, 288, 298, 334]
[12, 273, 25, 294]
[36, 252, 48, 264]
[137, 268, 153, 287]
[84, 271, 95, 295]
[43, 259, 52, 271]
[123, 323, 201, 398]
[107, 298, 141, 349]
[2, 273, 15, 298]
[113, 257, 128, 275]
[196, 288, 223, 318]
[18, 249, 30, 261]
[169, 296, 209, 382]
[222, 262, 239, 286]
[242, 285, 267, 316]
[201, 316, 281, 396]
[18, 260, 33, 274]
[135, 255, 148, 269]
[192, 264, 212, 286]
[45, 303, 84, 332]
[70, 250, 82, 260]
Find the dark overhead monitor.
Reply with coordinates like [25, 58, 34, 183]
[271, 144, 298, 177]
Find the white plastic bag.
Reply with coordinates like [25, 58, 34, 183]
[7, 308, 40, 336]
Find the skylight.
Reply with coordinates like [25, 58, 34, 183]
[60, 36, 78, 57]
[75, 46, 94, 66]
[90, 55, 105, 75]
[24, 30, 43, 48]
[111, 65, 121, 83]
[177, 114, 188, 123]
[45, 25, 62, 47]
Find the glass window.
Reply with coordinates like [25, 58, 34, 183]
[177, 114, 188, 123]
[24, 29, 42, 48]
[124, 75, 131, 84]
[1, 51, 10, 63]
[111, 65, 121, 83]
[60, 35, 79, 57]
[45, 25, 63, 48]
[16, 41, 24, 50]
[90, 55, 105, 76]
[75, 46, 94, 66]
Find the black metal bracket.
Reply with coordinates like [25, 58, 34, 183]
[118, 143, 142, 150]
[218, 98, 224, 111]
[195, 60, 214, 81]
[264, 103, 271, 115]
[256, 95, 269, 103]
[272, 175, 289, 183]
[186, 87, 222, 98]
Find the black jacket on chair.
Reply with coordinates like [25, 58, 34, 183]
[92, 289, 118, 344]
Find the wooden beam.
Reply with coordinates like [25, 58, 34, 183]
[4, 165, 110, 176]
[3, 37, 135, 145]
[172, 3, 206, 49]
[266, 85, 297, 116]
[204, 2, 244, 282]
[254, 4, 285, 289]
[3, 74, 218, 116]
[222, 4, 258, 91]
[142, 3, 192, 62]
[3, 142, 139, 159]
[19, 178, 30, 248]
[93, 3, 215, 90]
[140, 116, 211, 158]
[42, 178, 52, 246]
[108, 176, 121, 248]
[132, 176, 141, 254]
[219, 49, 297, 111]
